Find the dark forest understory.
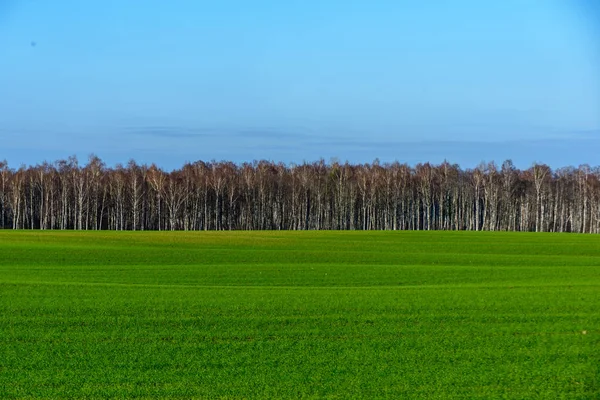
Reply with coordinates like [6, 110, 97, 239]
[1, 156, 599, 233]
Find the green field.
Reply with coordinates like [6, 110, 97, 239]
[0, 231, 599, 399]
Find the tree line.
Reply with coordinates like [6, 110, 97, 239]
[1, 155, 599, 233]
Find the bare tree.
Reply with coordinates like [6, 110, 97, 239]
[0, 160, 11, 229]
[2, 156, 600, 234]
[147, 164, 167, 231]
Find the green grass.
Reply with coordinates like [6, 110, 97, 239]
[0, 230, 599, 399]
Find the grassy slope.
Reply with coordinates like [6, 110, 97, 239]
[0, 231, 598, 399]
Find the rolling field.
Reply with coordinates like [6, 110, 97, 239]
[0, 230, 599, 399]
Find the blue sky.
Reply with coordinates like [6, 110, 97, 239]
[1, 0, 599, 170]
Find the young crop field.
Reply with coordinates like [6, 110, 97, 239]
[0, 230, 598, 399]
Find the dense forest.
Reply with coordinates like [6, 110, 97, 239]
[1, 155, 600, 233]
